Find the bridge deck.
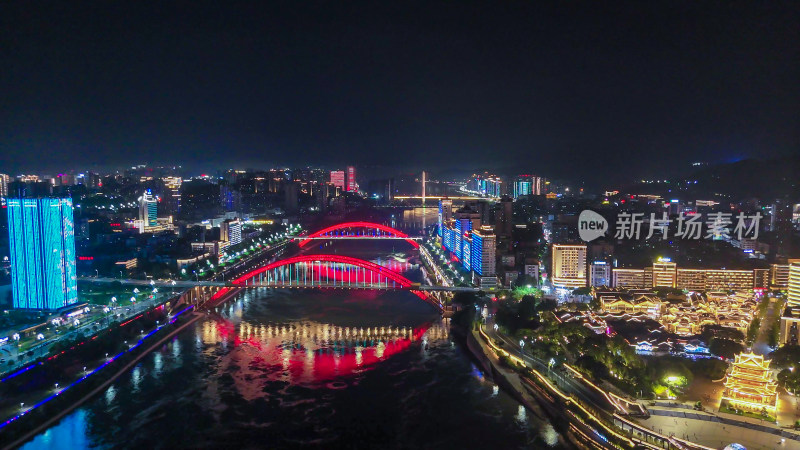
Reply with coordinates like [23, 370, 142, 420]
[80, 277, 480, 293]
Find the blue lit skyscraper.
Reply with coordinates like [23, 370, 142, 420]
[7, 197, 78, 310]
[139, 189, 158, 228]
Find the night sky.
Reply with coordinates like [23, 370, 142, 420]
[1, 1, 798, 185]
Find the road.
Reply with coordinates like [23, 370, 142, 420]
[483, 318, 622, 415]
[0, 291, 173, 376]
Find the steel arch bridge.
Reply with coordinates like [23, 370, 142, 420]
[296, 221, 420, 248]
[231, 254, 417, 289]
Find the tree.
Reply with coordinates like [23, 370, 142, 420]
[768, 323, 780, 348]
[770, 345, 800, 368]
[709, 338, 744, 360]
[745, 318, 761, 345]
[700, 324, 745, 343]
[689, 358, 728, 380]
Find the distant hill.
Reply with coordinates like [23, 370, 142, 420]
[622, 156, 800, 202]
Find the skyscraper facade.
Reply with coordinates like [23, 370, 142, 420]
[346, 166, 357, 192]
[139, 189, 158, 229]
[0, 173, 9, 197]
[161, 176, 182, 217]
[7, 197, 78, 310]
[789, 261, 800, 307]
[551, 244, 588, 288]
[221, 219, 243, 246]
[330, 170, 346, 190]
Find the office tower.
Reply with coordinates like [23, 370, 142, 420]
[589, 261, 611, 287]
[7, 197, 78, 310]
[139, 189, 158, 230]
[471, 227, 497, 277]
[330, 170, 346, 190]
[346, 166, 357, 192]
[0, 173, 9, 196]
[162, 176, 182, 217]
[221, 219, 243, 246]
[551, 244, 587, 288]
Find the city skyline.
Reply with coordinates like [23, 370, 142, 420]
[1, 2, 798, 187]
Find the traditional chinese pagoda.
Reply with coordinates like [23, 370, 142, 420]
[721, 352, 777, 413]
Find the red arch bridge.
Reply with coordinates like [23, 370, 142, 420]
[295, 221, 420, 248]
[82, 255, 480, 311]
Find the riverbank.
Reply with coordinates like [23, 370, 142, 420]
[0, 308, 201, 450]
[452, 322, 584, 448]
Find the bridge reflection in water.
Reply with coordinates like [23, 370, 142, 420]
[198, 304, 449, 392]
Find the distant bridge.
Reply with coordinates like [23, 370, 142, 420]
[296, 221, 420, 248]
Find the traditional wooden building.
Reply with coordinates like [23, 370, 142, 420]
[721, 352, 778, 413]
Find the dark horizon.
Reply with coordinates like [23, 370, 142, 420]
[1, 1, 798, 187]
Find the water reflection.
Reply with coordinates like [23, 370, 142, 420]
[21, 251, 560, 449]
[201, 316, 449, 390]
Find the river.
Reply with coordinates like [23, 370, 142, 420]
[20, 221, 562, 449]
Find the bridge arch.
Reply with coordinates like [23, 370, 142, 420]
[231, 254, 416, 288]
[297, 221, 419, 248]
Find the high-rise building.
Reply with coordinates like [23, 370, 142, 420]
[512, 175, 543, 198]
[138, 189, 158, 231]
[346, 166, 357, 192]
[438, 199, 453, 237]
[551, 244, 587, 288]
[7, 197, 78, 310]
[161, 176, 182, 217]
[330, 170, 346, 190]
[284, 181, 299, 214]
[589, 261, 611, 287]
[789, 261, 800, 307]
[0, 173, 9, 197]
[652, 258, 677, 288]
[495, 196, 513, 238]
[471, 227, 497, 287]
[220, 219, 243, 246]
[316, 182, 330, 212]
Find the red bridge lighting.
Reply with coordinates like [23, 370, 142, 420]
[298, 221, 419, 248]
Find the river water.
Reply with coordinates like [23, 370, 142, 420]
[21, 221, 562, 449]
